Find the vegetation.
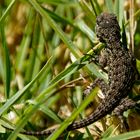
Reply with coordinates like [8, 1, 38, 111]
[0, 0, 140, 140]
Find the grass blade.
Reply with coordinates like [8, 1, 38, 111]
[105, 0, 114, 13]
[114, 0, 124, 27]
[0, 0, 16, 24]
[102, 130, 140, 140]
[29, 0, 82, 59]
[0, 57, 53, 116]
[0, 17, 11, 99]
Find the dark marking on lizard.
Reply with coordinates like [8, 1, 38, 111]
[4, 12, 137, 136]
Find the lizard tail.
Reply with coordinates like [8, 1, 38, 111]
[66, 109, 105, 131]
[66, 97, 119, 131]
[2, 125, 55, 136]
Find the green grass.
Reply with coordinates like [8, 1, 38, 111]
[0, 0, 140, 140]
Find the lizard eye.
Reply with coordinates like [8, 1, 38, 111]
[106, 21, 109, 24]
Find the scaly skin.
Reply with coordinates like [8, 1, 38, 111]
[67, 12, 136, 130]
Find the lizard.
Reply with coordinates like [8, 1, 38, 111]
[3, 12, 137, 136]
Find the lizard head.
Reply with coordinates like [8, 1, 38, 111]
[96, 12, 121, 44]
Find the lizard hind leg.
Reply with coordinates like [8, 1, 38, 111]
[83, 78, 109, 102]
[112, 97, 136, 132]
[83, 78, 109, 108]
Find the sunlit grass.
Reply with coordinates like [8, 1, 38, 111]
[0, 0, 140, 140]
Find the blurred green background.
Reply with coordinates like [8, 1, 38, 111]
[0, 0, 140, 140]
